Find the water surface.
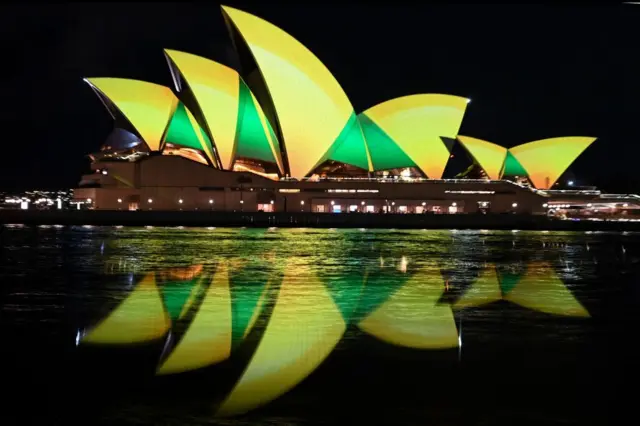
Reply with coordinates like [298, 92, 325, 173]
[1, 226, 638, 425]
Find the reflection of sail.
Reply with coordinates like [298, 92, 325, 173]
[504, 262, 590, 317]
[83, 273, 170, 344]
[454, 265, 502, 309]
[230, 265, 275, 347]
[217, 264, 346, 416]
[159, 264, 204, 322]
[157, 264, 232, 375]
[358, 267, 458, 349]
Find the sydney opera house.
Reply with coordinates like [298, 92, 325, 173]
[74, 6, 639, 216]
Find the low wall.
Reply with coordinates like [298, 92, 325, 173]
[1, 209, 639, 231]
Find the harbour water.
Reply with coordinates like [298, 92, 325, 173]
[0, 225, 638, 424]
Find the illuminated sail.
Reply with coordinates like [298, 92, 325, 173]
[457, 135, 508, 180]
[222, 6, 370, 178]
[361, 94, 469, 178]
[83, 273, 170, 344]
[164, 101, 216, 164]
[217, 261, 346, 416]
[164, 49, 239, 169]
[85, 78, 178, 151]
[508, 137, 596, 189]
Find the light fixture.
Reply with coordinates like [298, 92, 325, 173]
[102, 170, 108, 175]
[87, 198, 92, 203]
[117, 198, 122, 203]
[623, 203, 629, 208]
[568, 180, 574, 186]
[178, 199, 183, 204]
[512, 202, 518, 208]
[587, 203, 593, 207]
[330, 200, 335, 205]
[421, 202, 426, 206]
[240, 200, 244, 204]
[452, 202, 457, 207]
[270, 200, 274, 204]
[300, 200, 305, 205]
[148, 198, 153, 203]
[209, 199, 213, 204]
[361, 201, 365, 205]
[391, 202, 395, 206]
[542, 203, 548, 208]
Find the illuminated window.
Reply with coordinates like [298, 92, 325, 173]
[332, 204, 342, 213]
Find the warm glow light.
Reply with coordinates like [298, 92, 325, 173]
[148, 198, 153, 203]
[117, 198, 122, 203]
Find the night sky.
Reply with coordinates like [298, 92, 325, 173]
[1, 3, 638, 192]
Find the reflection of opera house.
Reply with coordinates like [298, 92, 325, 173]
[80, 255, 590, 417]
[74, 6, 639, 216]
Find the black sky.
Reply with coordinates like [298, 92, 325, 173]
[1, 2, 638, 192]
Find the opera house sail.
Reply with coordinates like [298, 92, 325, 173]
[73, 5, 627, 216]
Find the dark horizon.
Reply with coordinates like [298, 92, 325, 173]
[1, 3, 638, 192]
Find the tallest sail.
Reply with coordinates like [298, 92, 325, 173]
[222, 6, 371, 179]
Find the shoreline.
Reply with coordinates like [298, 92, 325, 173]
[1, 210, 639, 231]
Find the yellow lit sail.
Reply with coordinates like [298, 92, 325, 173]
[363, 94, 469, 178]
[454, 264, 502, 309]
[508, 137, 596, 189]
[222, 6, 366, 179]
[217, 262, 346, 416]
[358, 266, 459, 349]
[157, 264, 232, 375]
[83, 273, 171, 344]
[85, 78, 178, 151]
[504, 262, 590, 317]
[164, 49, 240, 169]
[457, 135, 508, 180]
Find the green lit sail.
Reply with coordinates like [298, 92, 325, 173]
[325, 112, 371, 171]
[502, 151, 528, 177]
[358, 114, 416, 171]
[165, 102, 211, 153]
[234, 80, 282, 165]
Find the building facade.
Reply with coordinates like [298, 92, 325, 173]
[73, 6, 636, 218]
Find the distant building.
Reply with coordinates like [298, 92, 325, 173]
[73, 6, 639, 218]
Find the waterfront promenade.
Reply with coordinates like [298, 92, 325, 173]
[1, 209, 639, 231]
